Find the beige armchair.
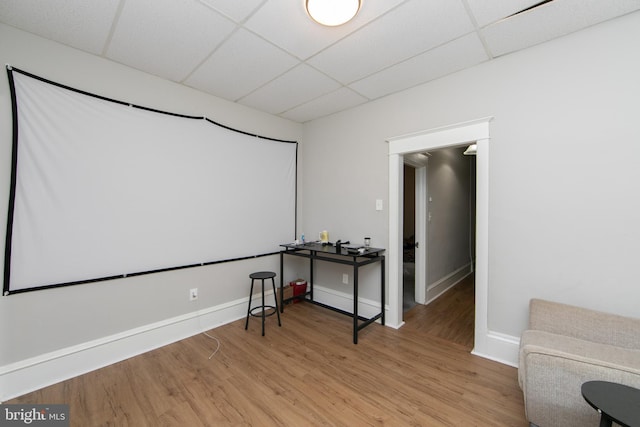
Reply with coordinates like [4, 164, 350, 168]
[518, 298, 640, 427]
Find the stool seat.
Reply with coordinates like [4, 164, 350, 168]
[250, 271, 276, 280]
[245, 271, 281, 336]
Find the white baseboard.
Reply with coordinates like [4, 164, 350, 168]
[311, 285, 384, 320]
[472, 330, 520, 368]
[0, 297, 250, 402]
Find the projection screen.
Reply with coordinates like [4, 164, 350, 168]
[3, 67, 297, 295]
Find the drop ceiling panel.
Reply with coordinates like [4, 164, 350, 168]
[0, 0, 120, 54]
[280, 87, 368, 123]
[197, 0, 264, 23]
[350, 34, 489, 99]
[307, 0, 475, 84]
[464, 0, 543, 27]
[481, 0, 640, 58]
[106, 0, 236, 82]
[244, 0, 406, 60]
[238, 64, 341, 114]
[185, 29, 299, 102]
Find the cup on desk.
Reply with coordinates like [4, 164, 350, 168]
[364, 237, 371, 247]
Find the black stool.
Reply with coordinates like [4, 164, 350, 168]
[245, 271, 281, 336]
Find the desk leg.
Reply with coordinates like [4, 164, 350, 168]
[381, 255, 385, 325]
[309, 256, 314, 302]
[280, 252, 284, 313]
[599, 414, 613, 427]
[353, 265, 359, 344]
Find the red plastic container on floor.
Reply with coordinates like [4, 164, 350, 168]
[290, 280, 307, 303]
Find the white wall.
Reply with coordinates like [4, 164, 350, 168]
[0, 24, 302, 399]
[302, 10, 640, 342]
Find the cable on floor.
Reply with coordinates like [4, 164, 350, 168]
[193, 289, 222, 360]
[202, 331, 221, 360]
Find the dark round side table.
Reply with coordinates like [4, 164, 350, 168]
[581, 381, 640, 427]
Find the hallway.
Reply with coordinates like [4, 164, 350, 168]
[403, 274, 475, 350]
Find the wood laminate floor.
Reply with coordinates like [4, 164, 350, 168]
[9, 275, 527, 426]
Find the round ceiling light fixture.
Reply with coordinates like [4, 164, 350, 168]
[306, 0, 361, 27]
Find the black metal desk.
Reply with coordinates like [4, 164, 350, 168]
[279, 242, 385, 344]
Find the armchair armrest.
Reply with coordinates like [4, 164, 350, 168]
[519, 339, 640, 427]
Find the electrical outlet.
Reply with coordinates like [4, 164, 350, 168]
[189, 288, 198, 301]
[342, 274, 349, 285]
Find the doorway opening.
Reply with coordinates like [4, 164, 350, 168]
[402, 147, 477, 348]
[402, 148, 476, 313]
[387, 117, 491, 357]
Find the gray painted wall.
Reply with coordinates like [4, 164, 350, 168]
[301, 11, 640, 337]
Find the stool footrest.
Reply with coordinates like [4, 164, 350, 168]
[249, 305, 278, 317]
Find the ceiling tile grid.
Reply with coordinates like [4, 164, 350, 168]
[280, 87, 369, 123]
[243, 0, 407, 60]
[349, 33, 489, 100]
[464, 0, 543, 27]
[243, 0, 355, 60]
[197, 0, 265, 23]
[184, 28, 299, 101]
[307, 0, 475, 85]
[237, 63, 341, 115]
[2, 0, 640, 122]
[105, 0, 237, 82]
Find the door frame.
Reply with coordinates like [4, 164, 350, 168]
[387, 117, 491, 357]
[402, 155, 428, 305]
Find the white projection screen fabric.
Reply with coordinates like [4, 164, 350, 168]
[4, 68, 297, 294]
